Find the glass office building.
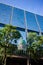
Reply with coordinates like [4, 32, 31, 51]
[0, 3, 43, 65]
[0, 3, 43, 42]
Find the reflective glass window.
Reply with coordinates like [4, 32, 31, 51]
[12, 8, 25, 28]
[26, 12, 39, 32]
[37, 15, 43, 32]
[19, 31, 26, 41]
[0, 4, 12, 24]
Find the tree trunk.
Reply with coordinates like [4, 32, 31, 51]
[3, 47, 6, 65]
[4, 57, 6, 65]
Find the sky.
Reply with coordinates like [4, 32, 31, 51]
[0, 0, 43, 16]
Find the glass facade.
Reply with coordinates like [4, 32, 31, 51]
[12, 8, 25, 28]
[26, 12, 39, 31]
[0, 3, 43, 59]
[0, 3, 12, 24]
[37, 15, 43, 32]
[0, 3, 43, 42]
[0, 3, 43, 33]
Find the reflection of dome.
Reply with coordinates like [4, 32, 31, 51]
[18, 37, 26, 50]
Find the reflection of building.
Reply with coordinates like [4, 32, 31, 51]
[0, 3, 43, 65]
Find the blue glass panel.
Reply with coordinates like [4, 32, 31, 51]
[19, 31, 26, 41]
[26, 12, 39, 32]
[12, 8, 25, 28]
[0, 3, 12, 24]
[37, 15, 43, 32]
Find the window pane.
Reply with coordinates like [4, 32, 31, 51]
[12, 8, 25, 28]
[37, 15, 43, 32]
[26, 12, 39, 32]
[19, 31, 26, 41]
[0, 3, 12, 24]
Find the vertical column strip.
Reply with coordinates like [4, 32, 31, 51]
[35, 14, 42, 35]
[9, 7, 14, 24]
[24, 10, 28, 44]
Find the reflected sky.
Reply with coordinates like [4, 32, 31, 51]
[0, 3, 12, 24]
[37, 15, 43, 32]
[26, 12, 39, 31]
[0, 3, 43, 33]
[0, 0, 43, 16]
[12, 8, 25, 28]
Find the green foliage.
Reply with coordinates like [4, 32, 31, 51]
[27, 32, 43, 59]
[27, 32, 37, 44]
[0, 25, 21, 65]
[6, 44, 17, 55]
